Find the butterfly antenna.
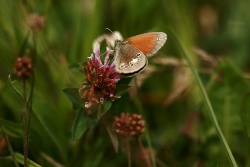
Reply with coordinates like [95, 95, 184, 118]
[105, 28, 119, 39]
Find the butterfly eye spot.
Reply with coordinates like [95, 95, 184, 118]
[131, 58, 139, 64]
[129, 61, 138, 67]
[157, 37, 161, 41]
[120, 63, 125, 68]
[136, 53, 141, 57]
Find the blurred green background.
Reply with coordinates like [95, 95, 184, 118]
[1, 0, 250, 166]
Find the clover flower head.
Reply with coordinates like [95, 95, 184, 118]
[27, 13, 45, 33]
[112, 112, 146, 138]
[13, 56, 33, 79]
[80, 45, 121, 108]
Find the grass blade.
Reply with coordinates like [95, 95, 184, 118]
[170, 30, 238, 167]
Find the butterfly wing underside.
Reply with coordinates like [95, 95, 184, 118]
[114, 41, 147, 76]
[126, 32, 167, 57]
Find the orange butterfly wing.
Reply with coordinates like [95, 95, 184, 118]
[125, 32, 167, 57]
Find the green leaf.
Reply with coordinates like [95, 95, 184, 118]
[97, 99, 112, 120]
[115, 77, 132, 96]
[72, 108, 87, 141]
[0, 118, 23, 138]
[14, 152, 42, 167]
[119, 77, 133, 85]
[63, 88, 83, 110]
[115, 84, 130, 96]
[72, 108, 98, 141]
[87, 117, 98, 130]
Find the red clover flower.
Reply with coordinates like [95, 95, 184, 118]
[112, 112, 146, 138]
[13, 56, 33, 79]
[80, 45, 121, 108]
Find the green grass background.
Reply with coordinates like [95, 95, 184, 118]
[0, 0, 250, 166]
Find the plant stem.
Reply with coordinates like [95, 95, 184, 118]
[1, 125, 19, 167]
[23, 79, 28, 167]
[27, 33, 36, 140]
[138, 137, 152, 167]
[133, 77, 156, 167]
[170, 30, 238, 167]
[125, 137, 131, 167]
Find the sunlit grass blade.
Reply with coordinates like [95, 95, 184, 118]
[170, 30, 238, 167]
[14, 152, 41, 167]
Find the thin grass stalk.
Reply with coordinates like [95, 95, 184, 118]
[133, 78, 156, 167]
[125, 137, 131, 167]
[170, 30, 238, 167]
[27, 34, 36, 139]
[137, 137, 152, 167]
[23, 79, 28, 167]
[0, 125, 20, 167]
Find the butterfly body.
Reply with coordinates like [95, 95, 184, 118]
[114, 32, 167, 76]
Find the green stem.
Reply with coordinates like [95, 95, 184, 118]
[27, 33, 36, 140]
[170, 30, 238, 167]
[133, 78, 156, 167]
[138, 137, 152, 167]
[125, 137, 131, 167]
[1, 125, 19, 167]
[23, 79, 28, 167]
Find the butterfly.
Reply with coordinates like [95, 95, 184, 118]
[113, 32, 167, 76]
